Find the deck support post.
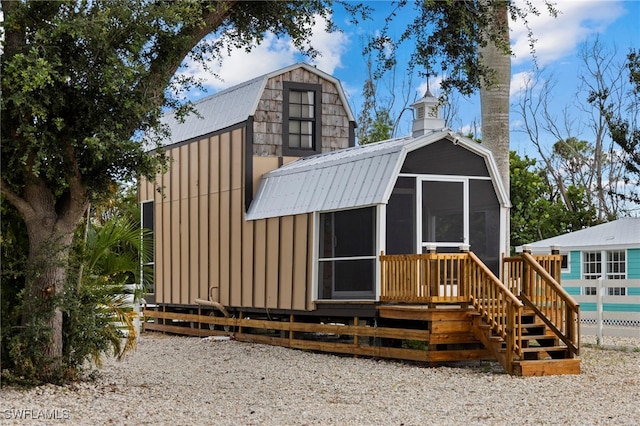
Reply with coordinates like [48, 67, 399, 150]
[289, 314, 295, 345]
[353, 316, 359, 357]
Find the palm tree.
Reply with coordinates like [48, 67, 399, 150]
[479, 2, 511, 193]
[63, 216, 152, 375]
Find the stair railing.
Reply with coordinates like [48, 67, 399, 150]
[467, 252, 524, 360]
[519, 251, 580, 355]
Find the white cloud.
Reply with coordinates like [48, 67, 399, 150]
[510, 71, 535, 97]
[176, 13, 349, 96]
[509, 0, 625, 66]
[416, 75, 444, 98]
[304, 14, 350, 74]
[178, 32, 297, 93]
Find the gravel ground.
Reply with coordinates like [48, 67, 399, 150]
[1, 332, 639, 426]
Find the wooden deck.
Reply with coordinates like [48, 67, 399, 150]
[142, 251, 580, 376]
[379, 250, 580, 375]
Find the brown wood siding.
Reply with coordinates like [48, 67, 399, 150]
[169, 148, 180, 304]
[278, 215, 295, 309]
[179, 145, 189, 305]
[159, 175, 169, 303]
[265, 217, 280, 308]
[198, 139, 210, 301]
[219, 132, 231, 306]
[241, 217, 254, 306]
[146, 131, 316, 310]
[188, 143, 199, 304]
[292, 214, 309, 310]
[209, 136, 220, 302]
[306, 215, 315, 311]
[252, 156, 279, 197]
[230, 128, 243, 306]
[252, 219, 267, 308]
[153, 191, 166, 301]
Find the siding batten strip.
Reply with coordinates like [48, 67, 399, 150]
[179, 144, 189, 305]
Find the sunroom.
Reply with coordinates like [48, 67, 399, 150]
[246, 128, 510, 302]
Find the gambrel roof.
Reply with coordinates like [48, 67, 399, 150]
[520, 217, 640, 252]
[246, 130, 510, 220]
[161, 62, 355, 144]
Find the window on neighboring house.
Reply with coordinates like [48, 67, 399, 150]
[561, 254, 570, 272]
[283, 82, 321, 156]
[584, 286, 597, 296]
[583, 251, 602, 279]
[582, 250, 627, 280]
[608, 287, 627, 296]
[606, 250, 626, 279]
[141, 201, 154, 294]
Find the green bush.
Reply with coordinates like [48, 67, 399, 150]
[2, 214, 150, 386]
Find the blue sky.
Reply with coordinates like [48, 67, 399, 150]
[179, 0, 639, 154]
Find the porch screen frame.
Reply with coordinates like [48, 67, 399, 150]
[316, 206, 378, 300]
[417, 176, 469, 252]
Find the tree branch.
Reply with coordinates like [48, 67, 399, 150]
[1, 178, 33, 218]
[142, 1, 239, 108]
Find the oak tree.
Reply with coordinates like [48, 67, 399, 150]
[0, 0, 365, 381]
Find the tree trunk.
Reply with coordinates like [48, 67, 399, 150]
[479, 2, 511, 253]
[6, 173, 88, 376]
[23, 218, 75, 363]
[479, 3, 511, 193]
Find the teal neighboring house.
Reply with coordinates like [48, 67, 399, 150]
[519, 218, 640, 337]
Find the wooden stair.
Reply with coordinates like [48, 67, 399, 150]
[472, 309, 580, 376]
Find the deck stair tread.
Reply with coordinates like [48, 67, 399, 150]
[521, 334, 557, 340]
[512, 359, 581, 376]
[521, 345, 567, 353]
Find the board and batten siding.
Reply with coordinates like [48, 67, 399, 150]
[139, 127, 313, 311]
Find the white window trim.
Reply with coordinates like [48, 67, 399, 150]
[581, 249, 627, 280]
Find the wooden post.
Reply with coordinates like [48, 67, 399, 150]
[353, 316, 359, 356]
[459, 244, 470, 304]
[289, 314, 295, 347]
[426, 244, 437, 307]
[521, 245, 531, 300]
[550, 245, 560, 283]
[380, 251, 386, 300]
[506, 304, 515, 374]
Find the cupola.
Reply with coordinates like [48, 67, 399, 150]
[411, 89, 445, 137]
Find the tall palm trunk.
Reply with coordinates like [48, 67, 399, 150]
[479, 1, 511, 253]
[480, 2, 511, 193]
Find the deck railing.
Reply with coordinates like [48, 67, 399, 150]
[380, 251, 524, 358]
[503, 252, 580, 355]
[379, 252, 468, 304]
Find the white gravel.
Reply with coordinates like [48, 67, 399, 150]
[1, 332, 639, 425]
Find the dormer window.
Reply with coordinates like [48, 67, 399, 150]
[283, 82, 322, 156]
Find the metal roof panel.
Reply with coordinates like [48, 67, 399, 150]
[246, 130, 510, 220]
[521, 218, 640, 251]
